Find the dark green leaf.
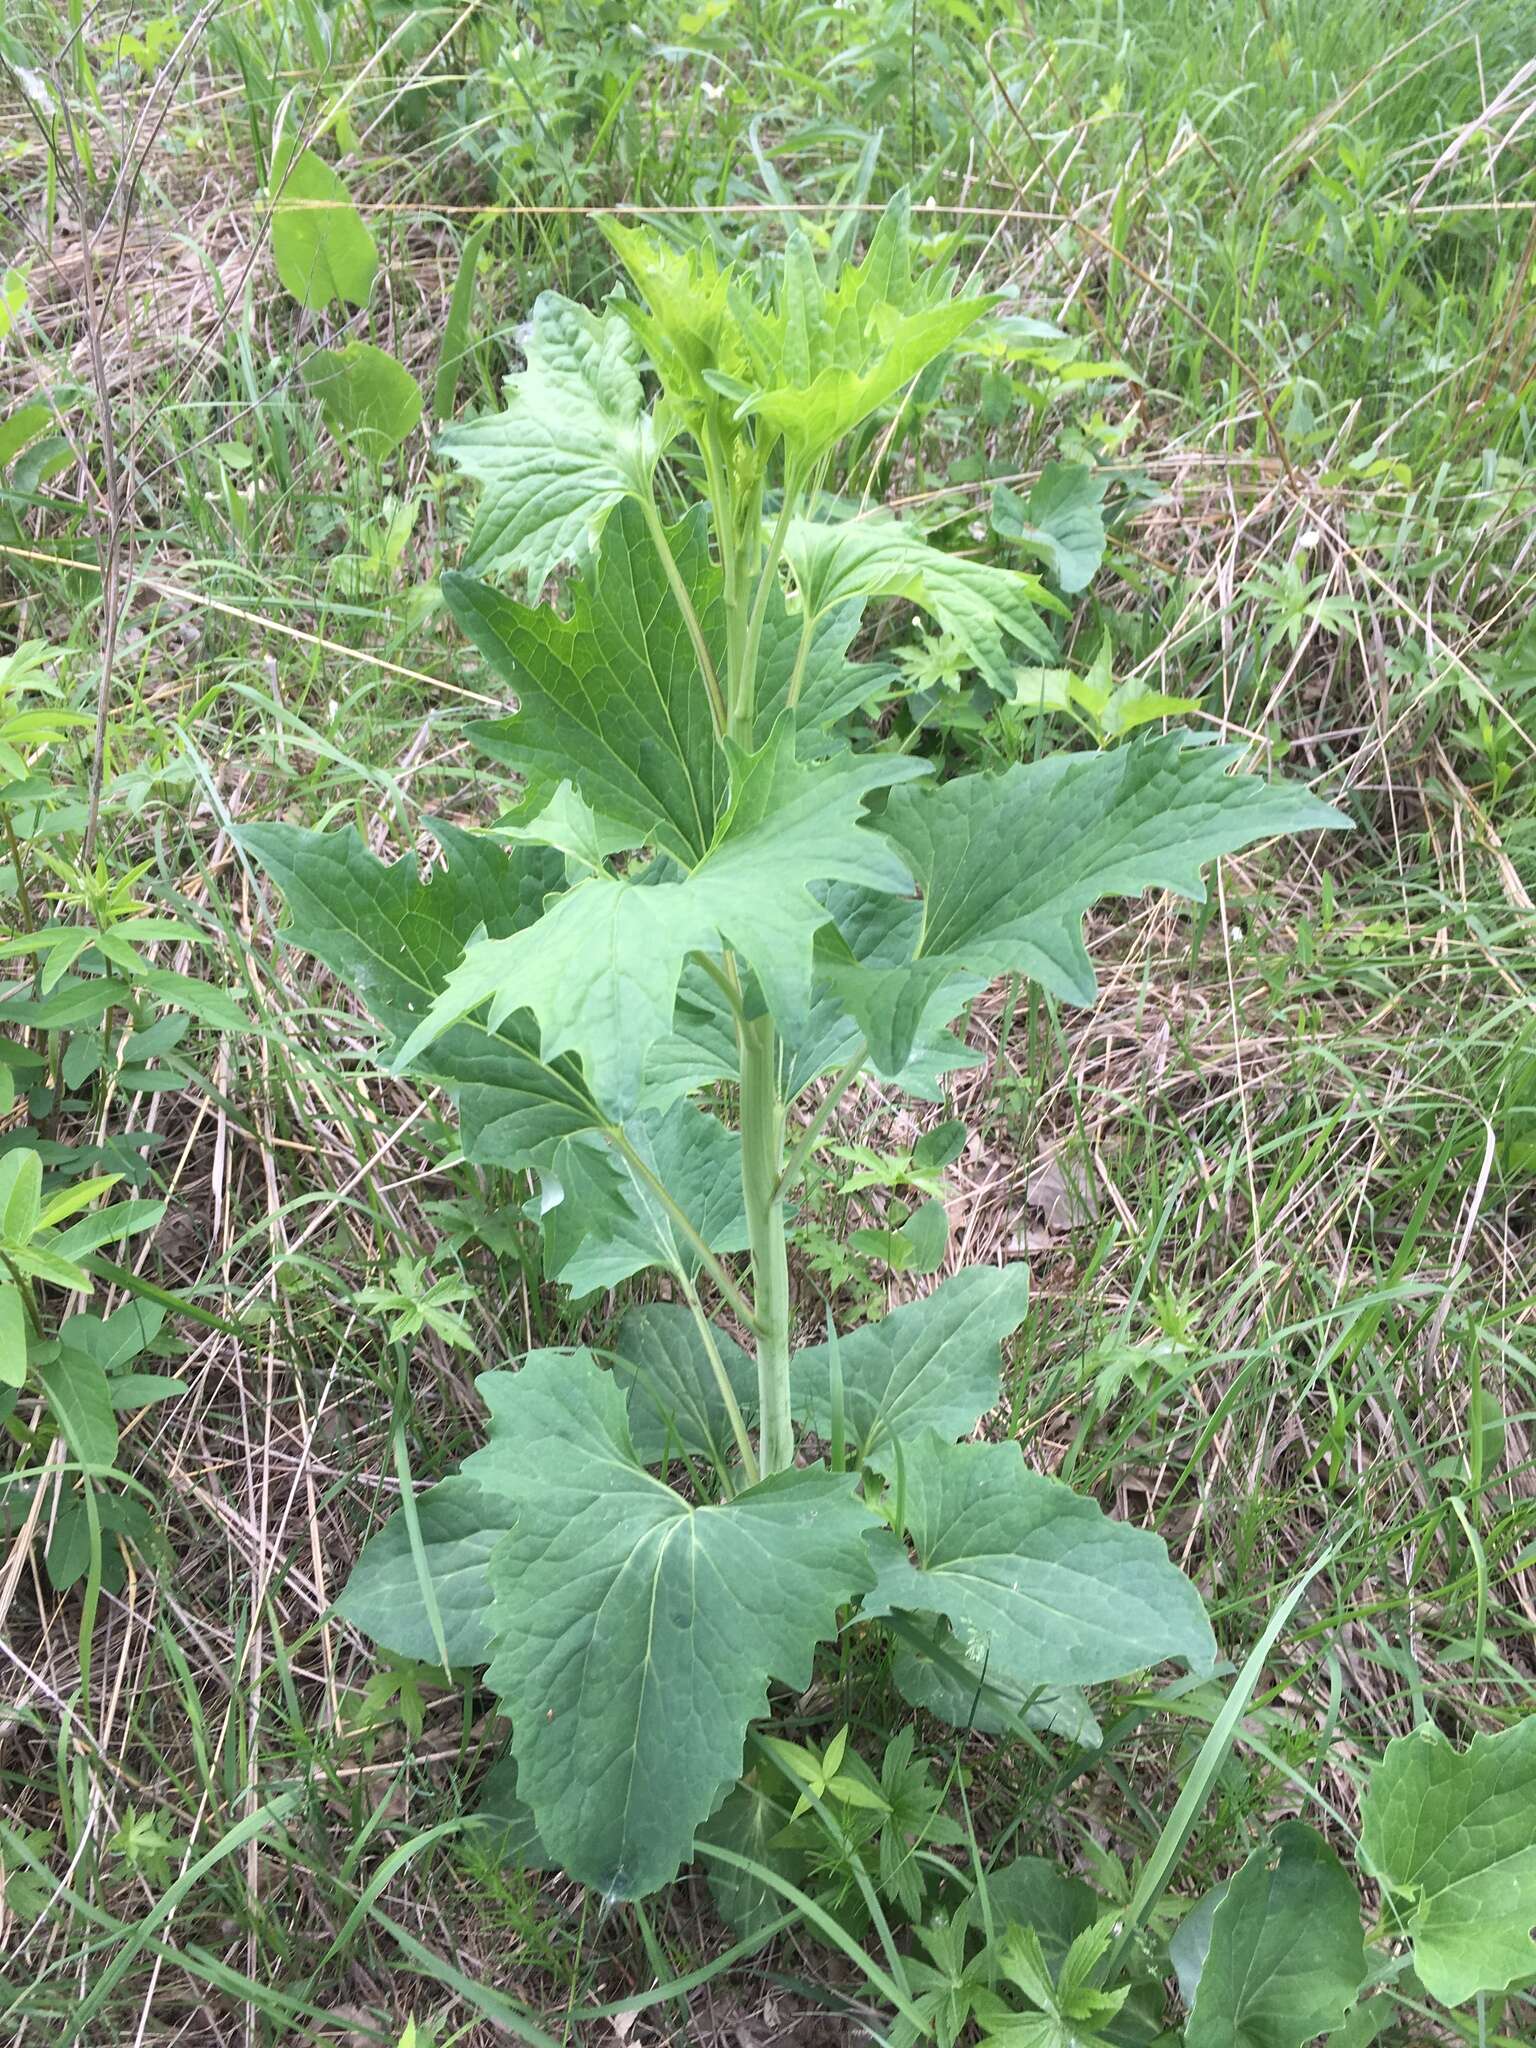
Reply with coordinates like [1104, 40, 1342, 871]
[447, 503, 727, 865]
[397, 720, 927, 1115]
[983, 1857, 1099, 1973]
[608, 1302, 757, 1467]
[241, 822, 603, 1171]
[992, 465, 1110, 595]
[537, 1103, 747, 1293]
[839, 736, 1349, 1072]
[1183, 1822, 1365, 2048]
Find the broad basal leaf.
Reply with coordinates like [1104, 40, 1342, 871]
[446, 503, 727, 865]
[395, 719, 928, 1114]
[789, 1262, 1029, 1463]
[1183, 1822, 1365, 2048]
[836, 734, 1349, 1073]
[336, 1475, 518, 1666]
[785, 515, 1060, 692]
[464, 1349, 877, 1898]
[861, 1431, 1215, 1687]
[270, 146, 378, 311]
[241, 821, 604, 1171]
[992, 464, 1109, 595]
[607, 1302, 757, 1468]
[438, 292, 667, 591]
[1360, 1716, 1536, 2005]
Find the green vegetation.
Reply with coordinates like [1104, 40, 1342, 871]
[2, 1, 1535, 2042]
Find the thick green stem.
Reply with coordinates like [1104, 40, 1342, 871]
[739, 1011, 793, 1475]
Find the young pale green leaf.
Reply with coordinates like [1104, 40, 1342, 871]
[0, 1280, 26, 1388]
[302, 341, 423, 459]
[836, 735, 1349, 1074]
[240, 822, 606, 1172]
[861, 1432, 1216, 1686]
[607, 1302, 757, 1468]
[335, 1476, 519, 1667]
[463, 1349, 878, 1898]
[446, 503, 727, 865]
[598, 219, 746, 413]
[1182, 1822, 1365, 2047]
[537, 1103, 746, 1294]
[36, 1346, 118, 1469]
[789, 1263, 1029, 1463]
[1359, 1716, 1536, 2005]
[270, 146, 378, 311]
[438, 292, 667, 591]
[992, 464, 1110, 595]
[394, 720, 928, 1114]
[785, 515, 1061, 691]
[492, 781, 641, 871]
[34, 1173, 122, 1232]
[728, 194, 999, 466]
[0, 1145, 42, 1244]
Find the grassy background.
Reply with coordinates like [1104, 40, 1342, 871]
[2, 0, 1535, 2040]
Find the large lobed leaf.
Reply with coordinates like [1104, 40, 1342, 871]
[832, 733, 1349, 1074]
[336, 1475, 517, 1667]
[393, 719, 929, 1114]
[240, 820, 605, 1171]
[466, 1350, 878, 1898]
[1360, 1716, 1536, 2004]
[445, 503, 727, 865]
[244, 817, 752, 1293]
[438, 293, 667, 591]
[607, 1301, 757, 1469]
[536, 1105, 747, 1295]
[861, 1431, 1216, 1687]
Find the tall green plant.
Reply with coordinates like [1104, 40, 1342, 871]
[242, 197, 1347, 1902]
